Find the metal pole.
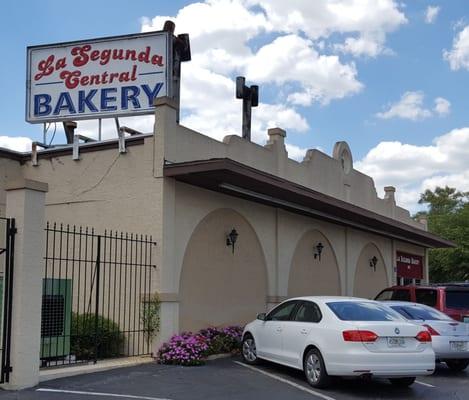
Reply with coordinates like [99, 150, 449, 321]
[94, 236, 101, 364]
[242, 96, 252, 141]
[98, 119, 102, 141]
[43, 123, 47, 144]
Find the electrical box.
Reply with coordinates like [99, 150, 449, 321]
[40, 278, 72, 359]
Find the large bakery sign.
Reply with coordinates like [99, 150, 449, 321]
[396, 251, 423, 279]
[26, 31, 170, 123]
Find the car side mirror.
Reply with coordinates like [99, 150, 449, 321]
[257, 312, 266, 321]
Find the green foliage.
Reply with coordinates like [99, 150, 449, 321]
[71, 313, 124, 360]
[417, 186, 469, 282]
[140, 293, 161, 346]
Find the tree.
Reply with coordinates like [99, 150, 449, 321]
[417, 186, 469, 282]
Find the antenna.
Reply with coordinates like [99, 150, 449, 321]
[235, 76, 259, 141]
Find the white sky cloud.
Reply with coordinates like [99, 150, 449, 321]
[356, 127, 469, 211]
[0, 136, 33, 152]
[376, 91, 450, 120]
[444, 25, 469, 71]
[425, 6, 440, 24]
[141, 0, 406, 143]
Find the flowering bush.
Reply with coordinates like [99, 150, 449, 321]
[156, 332, 209, 366]
[157, 325, 243, 366]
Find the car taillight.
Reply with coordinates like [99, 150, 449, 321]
[416, 331, 432, 342]
[343, 330, 378, 342]
[423, 324, 440, 336]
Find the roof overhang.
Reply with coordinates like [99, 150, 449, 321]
[164, 158, 455, 249]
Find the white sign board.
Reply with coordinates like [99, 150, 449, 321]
[26, 31, 171, 123]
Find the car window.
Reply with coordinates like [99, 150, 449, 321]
[390, 305, 451, 321]
[327, 301, 402, 321]
[446, 291, 469, 309]
[293, 302, 322, 323]
[415, 289, 437, 307]
[375, 290, 393, 301]
[268, 301, 297, 321]
[391, 289, 412, 301]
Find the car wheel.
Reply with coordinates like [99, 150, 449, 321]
[303, 348, 331, 388]
[242, 334, 259, 365]
[445, 359, 469, 372]
[389, 377, 416, 387]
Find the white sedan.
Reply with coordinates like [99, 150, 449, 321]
[380, 301, 469, 371]
[242, 296, 435, 388]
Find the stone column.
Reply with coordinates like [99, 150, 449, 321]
[3, 179, 48, 390]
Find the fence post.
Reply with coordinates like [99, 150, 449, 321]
[94, 235, 101, 364]
[3, 179, 48, 390]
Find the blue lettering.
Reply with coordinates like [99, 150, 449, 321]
[142, 83, 164, 107]
[101, 88, 117, 111]
[121, 86, 141, 110]
[34, 94, 52, 116]
[78, 89, 98, 113]
[53, 92, 76, 115]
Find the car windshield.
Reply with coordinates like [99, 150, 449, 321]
[327, 301, 402, 321]
[446, 291, 469, 309]
[390, 304, 452, 321]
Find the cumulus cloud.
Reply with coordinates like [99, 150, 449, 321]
[141, 0, 407, 142]
[376, 91, 450, 120]
[355, 128, 469, 211]
[0, 136, 33, 152]
[444, 25, 469, 71]
[425, 6, 440, 24]
[434, 97, 451, 116]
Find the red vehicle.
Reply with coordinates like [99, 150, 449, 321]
[375, 285, 469, 322]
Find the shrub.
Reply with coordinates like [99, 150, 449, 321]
[71, 313, 124, 360]
[156, 332, 209, 366]
[140, 294, 161, 347]
[157, 325, 243, 366]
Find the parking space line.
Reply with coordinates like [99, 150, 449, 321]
[415, 380, 436, 388]
[234, 361, 337, 400]
[36, 388, 172, 400]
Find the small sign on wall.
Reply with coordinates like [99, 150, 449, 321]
[26, 31, 170, 123]
[396, 251, 423, 279]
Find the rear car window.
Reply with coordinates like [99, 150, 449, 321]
[390, 305, 451, 321]
[446, 291, 469, 310]
[375, 289, 411, 302]
[327, 301, 401, 321]
[415, 289, 437, 307]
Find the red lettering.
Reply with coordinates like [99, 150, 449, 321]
[59, 70, 81, 89]
[138, 47, 150, 63]
[151, 55, 164, 66]
[90, 50, 100, 61]
[71, 44, 91, 67]
[34, 55, 55, 81]
[109, 72, 119, 83]
[56, 57, 67, 70]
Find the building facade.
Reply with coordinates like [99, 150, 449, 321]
[0, 98, 453, 347]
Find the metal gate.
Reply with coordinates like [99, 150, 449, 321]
[0, 218, 16, 383]
[41, 222, 156, 368]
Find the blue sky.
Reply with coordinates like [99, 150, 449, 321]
[2, 0, 469, 211]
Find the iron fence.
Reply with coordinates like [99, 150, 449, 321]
[41, 222, 157, 368]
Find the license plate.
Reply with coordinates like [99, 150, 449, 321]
[387, 337, 406, 347]
[450, 341, 467, 351]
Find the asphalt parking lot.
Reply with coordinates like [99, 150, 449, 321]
[0, 357, 467, 400]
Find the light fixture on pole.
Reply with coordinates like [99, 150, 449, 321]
[226, 228, 239, 254]
[314, 242, 324, 261]
[369, 256, 378, 272]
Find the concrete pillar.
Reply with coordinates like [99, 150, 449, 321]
[3, 179, 48, 390]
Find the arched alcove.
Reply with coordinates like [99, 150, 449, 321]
[179, 208, 268, 331]
[353, 243, 388, 299]
[288, 230, 341, 297]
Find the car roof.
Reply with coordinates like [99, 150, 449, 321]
[379, 301, 426, 307]
[286, 296, 376, 303]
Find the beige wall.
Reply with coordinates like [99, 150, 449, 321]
[179, 208, 267, 331]
[288, 230, 341, 297]
[353, 243, 389, 299]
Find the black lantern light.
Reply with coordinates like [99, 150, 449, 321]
[314, 242, 324, 261]
[226, 228, 239, 254]
[369, 256, 378, 272]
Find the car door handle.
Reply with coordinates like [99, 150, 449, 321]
[301, 329, 308, 335]
[276, 327, 282, 332]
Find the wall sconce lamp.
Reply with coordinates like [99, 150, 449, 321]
[369, 256, 378, 272]
[314, 242, 324, 261]
[226, 228, 239, 254]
